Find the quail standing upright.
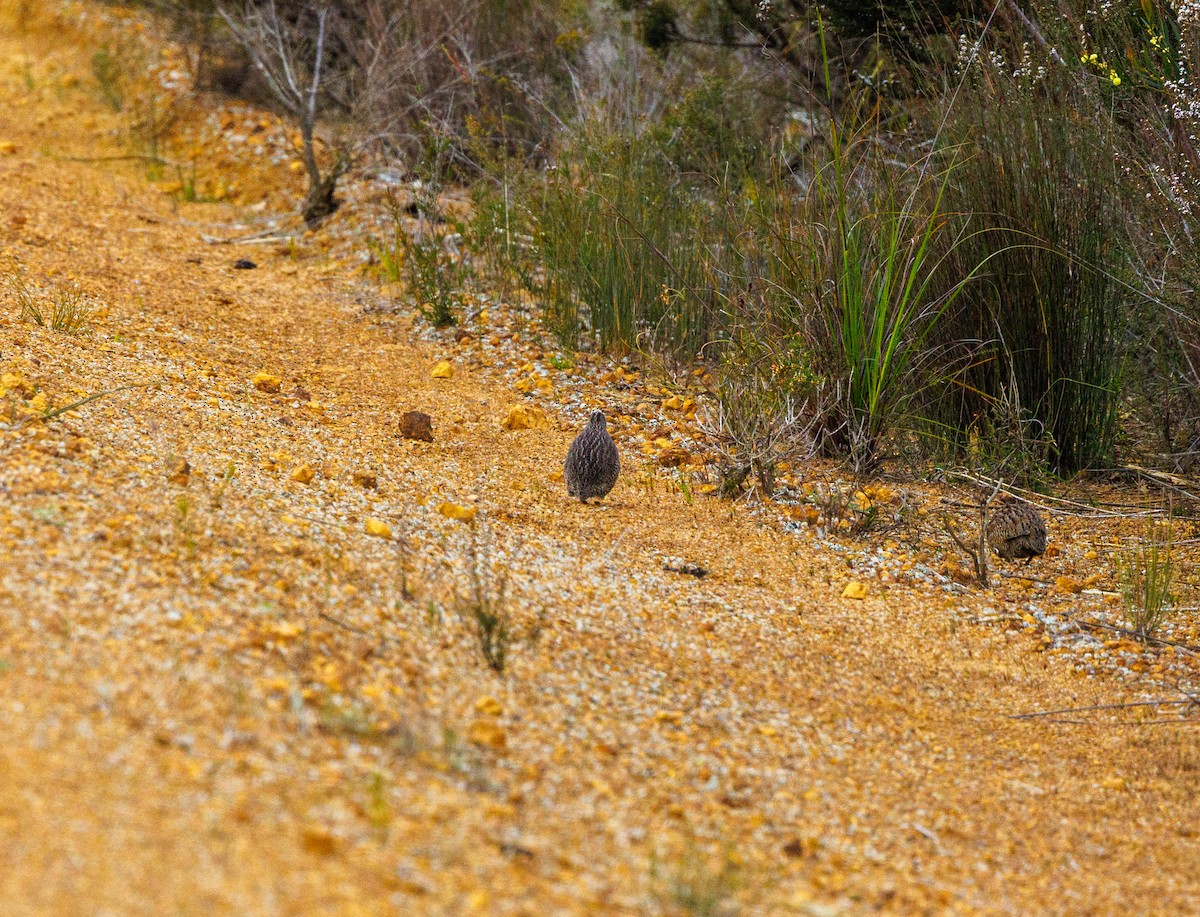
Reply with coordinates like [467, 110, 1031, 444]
[564, 410, 620, 503]
[986, 498, 1047, 563]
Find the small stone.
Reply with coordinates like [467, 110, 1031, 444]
[657, 445, 690, 468]
[467, 720, 507, 750]
[352, 470, 378, 489]
[842, 581, 868, 600]
[233, 258, 257, 270]
[438, 502, 477, 523]
[501, 404, 548, 431]
[0, 141, 16, 155]
[167, 458, 191, 486]
[399, 410, 433, 442]
[291, 464, 315, 484]
[664, 559, 707, 578]
[300, 825, 337, 856]
[252, 372, 281, 393]
[431, 360, 453, 379]
[365, 518, 392, 539]
[475, 695, 503, 716]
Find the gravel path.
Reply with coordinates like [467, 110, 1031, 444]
[1, 12, 1197, 916]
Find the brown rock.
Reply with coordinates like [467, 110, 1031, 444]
[657, 446, 691, 468]
[352, 470, 378, 490]
[399, 411, 433, 442]
[167, 458, 191, 486]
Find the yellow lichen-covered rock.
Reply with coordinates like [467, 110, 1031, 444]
[474, 695, 503, 717]
[842, 581, 868, 600]
[252, 372, 281, 393]
[437, 501, 477, 523]
[431, 360, 453, 379]
[501, 404, 548, 431]
[365, 518, 392, 539]
[467, 720, 507, 750]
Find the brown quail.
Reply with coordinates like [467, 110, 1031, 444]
[564, 410, 620, 503]
[986, 499, 1047, 563]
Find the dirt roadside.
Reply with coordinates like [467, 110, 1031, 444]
[0, 11, 1197, 917]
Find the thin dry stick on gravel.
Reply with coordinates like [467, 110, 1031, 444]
[1059, 612, 1200, 656]
[1010, 698, 1200, 720]
[0, 382, 163, 434]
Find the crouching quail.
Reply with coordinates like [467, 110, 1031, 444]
[564, 410, 620, 503]
[986, 498, 1047, 564]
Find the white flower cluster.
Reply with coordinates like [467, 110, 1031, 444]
[1178, 0, 1200, 26]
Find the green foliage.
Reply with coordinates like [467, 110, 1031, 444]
[530, 129, 746, 356]
[649, 839, 740, 917]
[1119, 519, 1176, 641]
[458, 523, 512, 674]
[761, 119, 975, 471]
[703, 289, 818, 496]
[91, 43, 126, 111]
[934, 65, 1129, 474]
[651, 76, 762, 179]
[372, 187, 466, 328]
[405, 230, 465, 328]
[823, 0, 987, 46]
[7, 263, 94, 336]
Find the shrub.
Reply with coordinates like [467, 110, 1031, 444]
[1119, 519, 1176, 640]
[931, 59, 1130, 474]
[762, 114, 976, 471]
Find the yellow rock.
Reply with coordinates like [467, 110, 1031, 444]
[501, 404, 548, 431]
[0, 141, 16, 155]
[252, 372, 282, 393]
[269, 621, 305, 639]
[1099, 776, 1127, 791]
[475, 695, 503, 717]
[291, 463, 315, 484]
[842, 581, 868, 600]
[438, 501, 477, 523]
[289, 160, 304, 173]
[300, 825, 338, 856]
[467, 720, 507, 750]
[1054, 576, 1083, 595]
[431, 360, 453, 379]
[365, 518, 393, 539]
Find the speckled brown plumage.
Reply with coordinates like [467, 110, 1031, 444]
[564, 410, 620, 503]
[987, 500, 1047, 562]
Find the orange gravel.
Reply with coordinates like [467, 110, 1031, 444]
[0, 7, 1198, 916]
